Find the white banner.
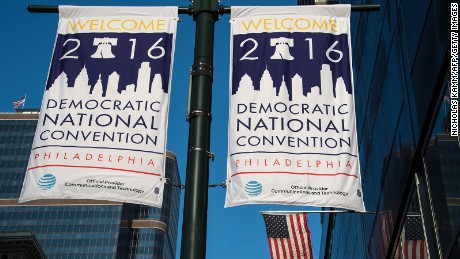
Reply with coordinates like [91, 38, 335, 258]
[226, 5, 365, 211]
[19, 6, 178, 207]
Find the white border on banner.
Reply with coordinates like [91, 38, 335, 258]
[225, 5, 365, 212]
[18, 6, 179, 207]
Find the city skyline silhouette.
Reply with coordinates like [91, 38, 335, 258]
[46, 33, 174, 96]
[48, 61, 167, 98]
[234, 63, 352, 102]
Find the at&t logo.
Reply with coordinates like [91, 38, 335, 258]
[244, 181, 263, 196]
[38, 174, 57, 190]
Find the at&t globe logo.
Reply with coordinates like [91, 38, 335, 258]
[244, 181, 263, 196]
[38, 174, 56, 190]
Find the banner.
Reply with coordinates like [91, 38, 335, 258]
[19, 6, 178, 207]
[225, 5, 365, 211]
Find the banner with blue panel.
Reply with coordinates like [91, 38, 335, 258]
[225, 5, 365, 211]
[19, 6, 178, 207]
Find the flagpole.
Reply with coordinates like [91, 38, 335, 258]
[260, 210, 378, 214]
[23, 93, 26, 109]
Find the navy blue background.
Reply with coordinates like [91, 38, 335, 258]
[232, 32, 352, 100]
[46, 32, 174, 95]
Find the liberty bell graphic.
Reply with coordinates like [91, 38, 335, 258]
[270, 37, 294, 60]
[91, 37, 118, 59]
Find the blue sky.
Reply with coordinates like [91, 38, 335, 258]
[1, 1, 323, 258]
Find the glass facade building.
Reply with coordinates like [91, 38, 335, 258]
[0, 110, 181, 259]
[315, 0, 458, 258]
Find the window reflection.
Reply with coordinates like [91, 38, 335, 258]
[394, 192, 428, 259]
[422, 81, 460, 258]
[394, 79, 460, 259]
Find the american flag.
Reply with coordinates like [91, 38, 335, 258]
[263, 213, 313, 259]
[13, 96, 25, 109]
[396, 215, 426, 259]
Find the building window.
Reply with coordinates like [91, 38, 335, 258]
[421, 79, 460, 259]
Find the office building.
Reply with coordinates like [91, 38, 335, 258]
[0, 230, 46, 258]
[0, 110, 181, 258]
[311, 0, 459, 258]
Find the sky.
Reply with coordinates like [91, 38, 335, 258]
[1, 1, 323, 258]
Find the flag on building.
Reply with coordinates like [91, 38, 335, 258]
[19, 6, 178, 207]
[226, 5, 365, 212]
[262, 213, 313, 259]
[13, 96, 25, 109]
[396, 215, 426, 259]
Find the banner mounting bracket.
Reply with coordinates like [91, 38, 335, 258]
[186, 110, 212, 121]
[189, 147, 215, 161]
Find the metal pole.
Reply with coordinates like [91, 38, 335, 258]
[27, 5, 194, 14]
[27, 4, 380, 14]
[180, 0, 218, 258]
